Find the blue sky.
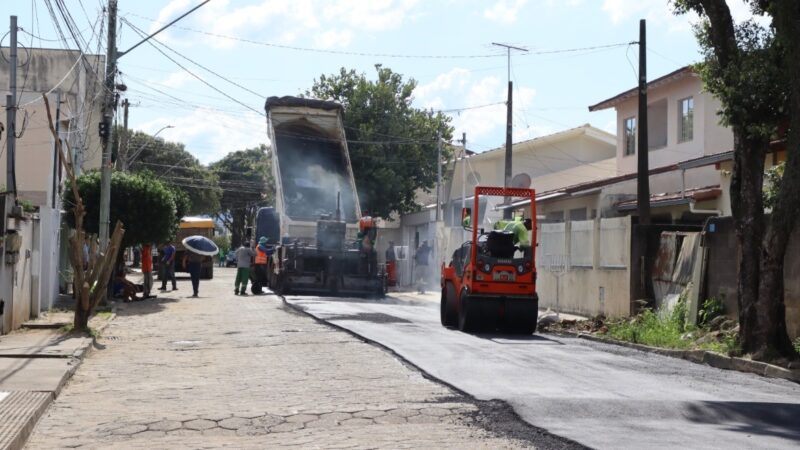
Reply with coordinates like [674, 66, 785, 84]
[3, 1, 764, 164]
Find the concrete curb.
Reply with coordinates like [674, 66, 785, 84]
[0, 309, 117, 450]
[546, 329, 800, 384]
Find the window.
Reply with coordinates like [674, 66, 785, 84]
[545, 211, 564, 222]
[569, 208, 587, 221]
[679, 97, 694, 142]
[624, 117, 636, 156]
[648, 99, 668, 150]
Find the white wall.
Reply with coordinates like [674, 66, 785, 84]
[536, 217, 631, 317]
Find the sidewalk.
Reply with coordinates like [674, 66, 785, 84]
[0, 304, 113, 450]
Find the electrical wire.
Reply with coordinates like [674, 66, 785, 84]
[125, 12, 506, 59]
[122, 18, 265, 117]
[121, 18, 265, 100]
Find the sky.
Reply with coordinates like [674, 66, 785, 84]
[2, 0, 767, 164]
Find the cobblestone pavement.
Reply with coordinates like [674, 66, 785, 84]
[25, 268, 536, 449]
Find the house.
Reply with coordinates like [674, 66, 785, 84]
[0, 47, 105, 334]
[503, 65, 795, 328]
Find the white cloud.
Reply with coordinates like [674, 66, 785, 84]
[483, 0, 528, 24]
[322, 0, 421, 31]
[149, 0, 192, 34]
[415, 68, 538, 145]
[313, 29, 354, 49]
[159, 71, 194, 88]
[151, 0, 423, 51]
[601, 0, 767, 31]
[137, 109, 268, 165]
[414, 68, 471, 101]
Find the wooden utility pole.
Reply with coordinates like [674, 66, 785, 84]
[492, 42, 527, 219]
[637, 19, 651, 225]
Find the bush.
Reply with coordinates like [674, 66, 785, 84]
[63, 171, 179, 247]
[699, 297, 724, 325]
[606, 293, 739, 354]
[608, 300, 691, 349]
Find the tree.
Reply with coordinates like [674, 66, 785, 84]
[308, 65, 454, 218]
[673, 0, 799, 360]
[116, 128, 221, 215]
[64, 171, 180, 249]
[210, 145, 274, 247]
[45, 95, 124, 331]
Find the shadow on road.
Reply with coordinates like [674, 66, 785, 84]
[685, 401, 800, 442]
[116, 297, 179, 317]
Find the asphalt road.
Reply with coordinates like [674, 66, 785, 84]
[285, 293, 800, 449]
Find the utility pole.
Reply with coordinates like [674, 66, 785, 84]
[435, 131, 442, 222]
[119, 98, 129, 170]
[95, 0, 207, 246]
[460, 132, 467, 241]
[434, 131, 442, 270]
[492, 42, 527, 219]
[52, 91, 62, 208]
[5, 16, 18, 196]
[98, 0, 117, 248]
[637, 19, 651, 225]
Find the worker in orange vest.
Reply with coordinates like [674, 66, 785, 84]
[252, 236, 271, 294]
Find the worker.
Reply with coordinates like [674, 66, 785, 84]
[386, 241, 397, 287]
[253, 236, 271, 290]
[358, 215, 377, 252]
[493, 217, 533, 247]
[461, 207, 472, 228]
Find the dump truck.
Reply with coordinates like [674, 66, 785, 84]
[174, 217, 215, 279]
[259, 96, 385, 297]
[441, 187, 538, 334]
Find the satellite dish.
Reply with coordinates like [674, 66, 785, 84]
[511, 173, 531, 188]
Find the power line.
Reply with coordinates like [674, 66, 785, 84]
[126, 12, 634, 60]
[125, 12, 505, 59]
[121, 18, 265, 100]
[122, 18, 265, 117]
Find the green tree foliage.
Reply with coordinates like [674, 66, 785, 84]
[212, 234, 231, 256]
[763, 161, 785, 209]
[63, 171, 179, 248]
[114, 128, 221, 215]
[210, 145, 274, 247]
[308, 65, 454, 218]
[673, 0, 799, 359]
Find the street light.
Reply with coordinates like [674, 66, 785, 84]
[123, 125, 174, 170]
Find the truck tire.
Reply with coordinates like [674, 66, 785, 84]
[440, 282, 458, 327]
